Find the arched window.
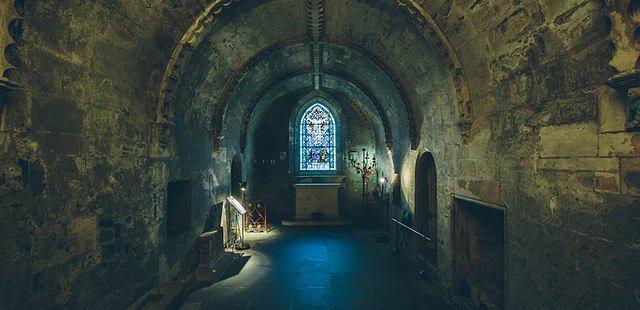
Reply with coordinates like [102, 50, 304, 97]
[299, 103, 336, 171]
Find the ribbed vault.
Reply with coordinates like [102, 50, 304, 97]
[157, 0, 466, 160]
[241, 72, 390, 154]
[219, 42, 404, 152]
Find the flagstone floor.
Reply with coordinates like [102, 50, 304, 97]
[181, 226, 452, 310]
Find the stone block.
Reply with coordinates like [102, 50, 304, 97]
[70, 216, 97, 254]
[539, 0, 592, 25]
[537, 157, 619, 172]
[489, 6, 541, 56]
[456, 179, 501, 204]
[564, 41, 615, 93]
[621, 158, 640, 196]
[539, 170, 595, 193]
[578, 157, 619, 172]
[294, 183, 340, 219]
[597, 87, 627, 133]
[539, 123, 598, 157]
[598, 132, 640, 157]
[32, 98, 84, 134]
[35, 132, 83, 157]
[544, 95, 597, 125]
[456, 159, 478, 178]
[595, 172, 620, 193]
[539, 1, 608, 60]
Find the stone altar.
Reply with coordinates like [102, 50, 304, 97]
[294, 177, 344, 220]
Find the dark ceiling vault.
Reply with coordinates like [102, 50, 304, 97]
[238, 69, 393, 153]
[307, 0, 325, 90]
[153, 0, 472, 155]
[215, 40, 404, 153]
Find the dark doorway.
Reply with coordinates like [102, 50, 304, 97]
[231, 155, 242, 197]
[453, 198, 506, 309]
[415, 152, 438, 265]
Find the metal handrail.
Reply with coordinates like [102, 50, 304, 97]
[391, 218, 432, 242]
[391, 217, 434, 278]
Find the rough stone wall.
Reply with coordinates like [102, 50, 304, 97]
[407, 0, 639, 308]
[0, 1, 220, 308]
[0, 0, 637, 309]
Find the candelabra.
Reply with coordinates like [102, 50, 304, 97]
[348, 148, 377, 220]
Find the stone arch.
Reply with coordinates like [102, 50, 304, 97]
[395, 0, 472, 134]
[150, 0, 239, 156]
[238, 71, 393, 153]
[216, 39, 408, 151]
[323, 36, 417, 147]
[212, 39, 303, 149]
[152, 0, 474, 154]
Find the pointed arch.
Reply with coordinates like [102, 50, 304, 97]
[298, 102, 337, 172]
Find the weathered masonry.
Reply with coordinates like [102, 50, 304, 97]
[0, 0, 638, 309]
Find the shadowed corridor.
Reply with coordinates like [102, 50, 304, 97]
[1, 1, 639, 309]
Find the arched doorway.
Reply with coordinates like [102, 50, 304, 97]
[415, 152, 438, 265]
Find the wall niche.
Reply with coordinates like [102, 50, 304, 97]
[167, 180, 192, 238]
[453, 196, 506, 310]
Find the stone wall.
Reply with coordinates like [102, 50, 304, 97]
[405, 0, 639, 308]
[0, 0, 638, 309]
[0, 1, 229, 308]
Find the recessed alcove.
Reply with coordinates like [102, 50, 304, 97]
[167, 180, 192, 238]
[453, 196, 506, 309]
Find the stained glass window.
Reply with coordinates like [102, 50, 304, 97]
[299, 103, 336, 171]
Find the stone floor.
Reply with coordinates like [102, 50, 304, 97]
[181, 226, 453, 309]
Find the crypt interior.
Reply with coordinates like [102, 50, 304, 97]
[0, 0, 639, 309]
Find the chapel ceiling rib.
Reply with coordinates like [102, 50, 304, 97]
[307, 0, 325, 90]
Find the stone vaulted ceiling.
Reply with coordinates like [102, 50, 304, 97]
[154, 0, 469, 157]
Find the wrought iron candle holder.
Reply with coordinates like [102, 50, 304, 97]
[348, 148, 377, 219]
